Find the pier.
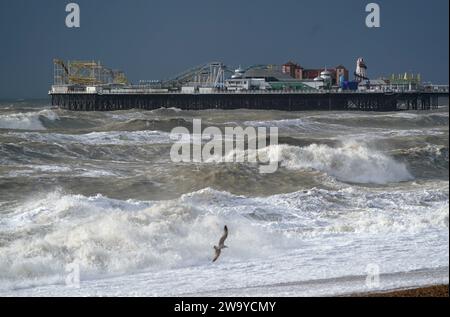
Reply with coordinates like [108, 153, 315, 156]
[51, 90, 448, 112]
[50, 59, 449, 112]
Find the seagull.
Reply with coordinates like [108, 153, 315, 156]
[212, 225, 228, 262]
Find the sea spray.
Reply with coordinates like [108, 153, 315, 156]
[0, 110, 59, 131]
[222, 140, 413, 184]
[0, 185, 447, 291]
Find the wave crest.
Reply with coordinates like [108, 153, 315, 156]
[229, 141, 414, 184]
[0, 185, 447, 290]
[0, 110, 59, 131]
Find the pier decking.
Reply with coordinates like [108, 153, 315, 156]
[51, 90, 448, 112]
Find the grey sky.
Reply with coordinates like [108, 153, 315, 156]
[0, 0, 448, 98]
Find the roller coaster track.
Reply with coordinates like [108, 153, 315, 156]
[159, 63, 279, 88]
[160, 62, 234, 88]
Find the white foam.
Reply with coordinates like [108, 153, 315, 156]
[224, 140, 414, 184]
[8, 130, 173, 145]
[0, 185, 447, 293]
[0, 110, 59, 131]
[0, 189, 286, 290]
[243, 117, 352, 134]
[5, 165, 118, 178]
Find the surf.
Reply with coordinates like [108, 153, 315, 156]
[0, 109, 59, 131]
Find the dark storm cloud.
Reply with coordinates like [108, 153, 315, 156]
[0, 0, 448, 98]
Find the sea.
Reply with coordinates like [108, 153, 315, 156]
[0, 99, 448, 296]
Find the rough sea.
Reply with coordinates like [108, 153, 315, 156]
[0, 99, 448, 296]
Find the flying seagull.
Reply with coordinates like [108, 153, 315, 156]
[212, 225, 228, 262]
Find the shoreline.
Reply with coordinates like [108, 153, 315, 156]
[355, 284, 448, 297]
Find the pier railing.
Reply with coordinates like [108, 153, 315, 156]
[50, 89, 449, 95]
[50, 85, 449, 96]
[51, 85, 447, 112]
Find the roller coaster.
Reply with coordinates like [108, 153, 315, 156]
[53, 59, 128, 86]
[155, 62, 282, 89]
[158, 62, 232, 89]
[53, 59, 280, 90]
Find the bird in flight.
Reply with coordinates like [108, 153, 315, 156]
[212, 225, 228, 262]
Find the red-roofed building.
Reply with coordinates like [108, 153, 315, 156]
[282, 62, 349, 85]
[282, 61, 303, 80]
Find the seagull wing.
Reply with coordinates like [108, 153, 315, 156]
[218, 225, 228, 248]
[212, 248, 221, 262]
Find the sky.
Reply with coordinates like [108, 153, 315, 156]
[0, 0, 448, 98]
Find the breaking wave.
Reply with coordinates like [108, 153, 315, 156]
[8, 130, 173, 146]
[399, 144, 449, 164]
[0, 110, 59, 131]
[1, 104, 448, 294]
[224, 141, 414, 184]
[0, 186, 447, 290]
[0, 189, 287, 289]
